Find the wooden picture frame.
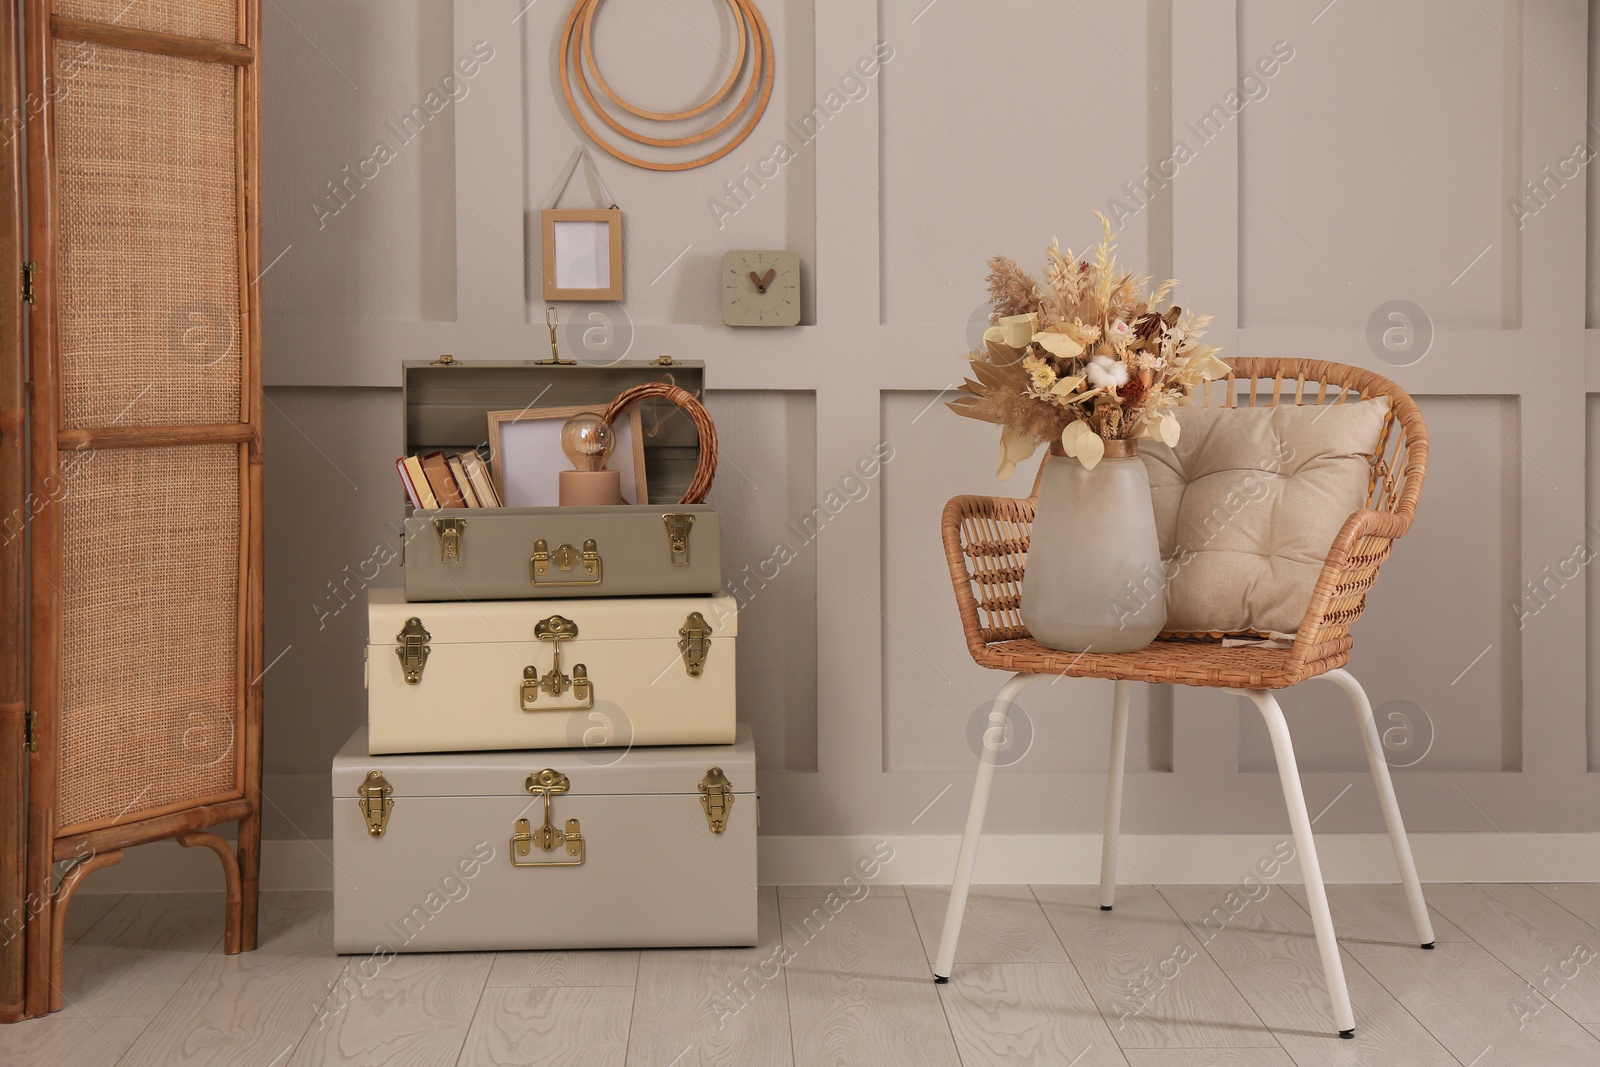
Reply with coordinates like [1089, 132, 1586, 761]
[487, 404, 647, 506]
[541, 208, 623, 301]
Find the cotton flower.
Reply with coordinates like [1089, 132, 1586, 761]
[1084, 354, 1131, 391]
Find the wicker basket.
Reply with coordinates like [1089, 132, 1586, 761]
[601, 382, 718, 504]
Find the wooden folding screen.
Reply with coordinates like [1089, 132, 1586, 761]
[2, 0, 263, 1018]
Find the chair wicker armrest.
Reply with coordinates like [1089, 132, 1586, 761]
[942, 493, 1036, 657]
[1286, 508, 1411, 678]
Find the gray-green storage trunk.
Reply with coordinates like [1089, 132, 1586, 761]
[401, 358, 722, 601]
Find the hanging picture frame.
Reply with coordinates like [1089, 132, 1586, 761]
[541, 207, 623, 301]
[541, 146, 624, 301]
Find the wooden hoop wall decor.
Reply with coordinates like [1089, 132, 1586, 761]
[558, 0, 775, 172]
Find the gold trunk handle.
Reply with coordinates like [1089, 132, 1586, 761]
[511, 769, 585, 866]
[518, 616, 595, 711]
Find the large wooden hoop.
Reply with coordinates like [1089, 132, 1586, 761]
[601, 383, 718, 504]
[581, 0, 747, 122]
[558, 0, 774, 171]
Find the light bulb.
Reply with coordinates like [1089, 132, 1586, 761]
[560, 412, 614, 473]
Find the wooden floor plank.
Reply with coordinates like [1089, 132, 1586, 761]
[1122, 1050, 1295, 1066]
[781, 896, 962, 1067]
[627, 888, 791, 1067]
[285, 952, 492, 1067]
[1532, 883, 1600, 934]
[1158, 884, 1457, 1066]
[1425, 883, 1600, 1035]
[58, 892, 225, 1019]
[0, 1016, 147, 1066]
[1279, 883, 1469, 945]
[1532, 883, 1600, 933]
[1033, 885, 1276, 1050]
[905, 885, 1071, 966]
[778, 884, 904, 898]
[459, 986, 632, 1066]
[485, 949, 638, 988]
[938, 963, 1133, 1067]
[1349, 940, 1600, 1067]
[63, 894, 125, 943]
[118, 892, 342, 1067]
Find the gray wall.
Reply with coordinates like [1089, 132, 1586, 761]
[258, 0, 1600, 842]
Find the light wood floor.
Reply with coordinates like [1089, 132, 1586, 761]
[6, 882, 1600, 1065]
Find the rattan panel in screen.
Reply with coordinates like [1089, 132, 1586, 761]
[56, 445, 241, 830]
[53, 46, 242, 431]
[54, 0, 237, 43]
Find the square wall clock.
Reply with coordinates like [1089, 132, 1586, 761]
[721, 249, 801, 326]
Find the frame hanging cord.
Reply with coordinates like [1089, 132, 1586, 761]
[541, 145, 618, 211]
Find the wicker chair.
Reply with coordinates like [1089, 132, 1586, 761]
[935, 358, 1432, 1039]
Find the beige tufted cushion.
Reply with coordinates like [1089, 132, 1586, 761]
[1140, 398, 1390, 635]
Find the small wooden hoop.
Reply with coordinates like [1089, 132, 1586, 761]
[581, 0, 747, 122]
[558, 0, 775, 171]
[600, 383, 718, 504]
[572, 0, 762, 149]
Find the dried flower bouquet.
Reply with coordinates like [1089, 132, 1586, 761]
[949, 214, 1228, 476]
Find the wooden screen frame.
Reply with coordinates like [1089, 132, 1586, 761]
[12, 0, 264, 1019]
[0, 0, 26, 1024]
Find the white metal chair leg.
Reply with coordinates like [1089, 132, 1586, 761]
[1237, 688, 1357, 1038]
[1322, 668, 1435, 948]
[1098, 680, 1132, 910]
[934, 672, 1045, 982]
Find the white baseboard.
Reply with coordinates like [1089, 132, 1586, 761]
[74, 832, 1600, 893]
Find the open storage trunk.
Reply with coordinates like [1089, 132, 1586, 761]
[400, 358, 722, 601]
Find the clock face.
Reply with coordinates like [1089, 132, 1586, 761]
[721, 250, 801, 327]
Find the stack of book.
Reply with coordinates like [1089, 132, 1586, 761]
[396, 449, 502, 509]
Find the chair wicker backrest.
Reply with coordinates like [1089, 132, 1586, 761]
[941, 358, 1430, 684]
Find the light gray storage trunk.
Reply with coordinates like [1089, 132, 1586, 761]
[332, 724, 757, 953]
[402, 358, 721, 601]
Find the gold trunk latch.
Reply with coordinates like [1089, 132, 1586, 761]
[662, 513, 694, 566]
[358, 770, 394, 838]
[519, 615, 594, 711]
[530, 538, 602, 585]
[678, 611, 712, 677]
[699, 767, 733, 833]
[433, 518, 466, 564]
[511, 768, 585, 866]
[395, 617, 431, 685]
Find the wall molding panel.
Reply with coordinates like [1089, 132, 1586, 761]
[260, 1, 1600, 850]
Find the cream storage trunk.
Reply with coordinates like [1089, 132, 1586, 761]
[332, 725, 757, 953]
[366, 588, 738, 755]
[402, 358, 721, 602]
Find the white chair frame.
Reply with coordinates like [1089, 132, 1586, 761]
[933, 667, 1434, 1039]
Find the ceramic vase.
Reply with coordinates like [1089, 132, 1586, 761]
[1019, 441, 1166, 653]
